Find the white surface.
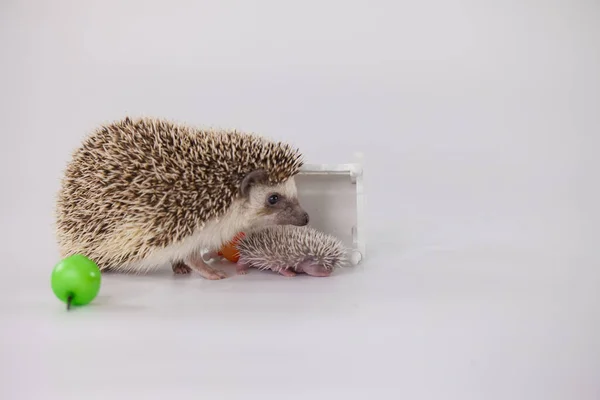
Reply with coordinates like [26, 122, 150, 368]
[1, 1, 599, 399]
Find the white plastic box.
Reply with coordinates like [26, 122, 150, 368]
[295, 156, 365, 265]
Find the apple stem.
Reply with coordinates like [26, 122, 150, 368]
[66, 294, 73, 311]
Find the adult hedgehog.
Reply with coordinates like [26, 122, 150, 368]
[55, 117, 309, 280]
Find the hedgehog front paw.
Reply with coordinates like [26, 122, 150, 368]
[236, 263, 250, 275]
[199, 266, 228, 280]
[172, 262, 193, 275]
[186, 256, 228, 280]
[277, 268, 297, 277]
[193, 264, 228, 280]
[297, 261, 332, 277]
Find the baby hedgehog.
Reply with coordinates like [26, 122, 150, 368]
[235, 225, 347, 277]
[55, 116, 309, 280]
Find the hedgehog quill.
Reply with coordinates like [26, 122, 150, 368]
[55, 116, 309, 280]
[235, 225, 348, 277]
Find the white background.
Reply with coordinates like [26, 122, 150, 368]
[1, 0, 599, 399]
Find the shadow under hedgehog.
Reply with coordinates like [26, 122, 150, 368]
[55, 116, 309, 280]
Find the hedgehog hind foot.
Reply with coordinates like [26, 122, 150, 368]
[186, 256, 228, 280]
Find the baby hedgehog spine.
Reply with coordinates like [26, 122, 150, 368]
[55, 116, 308, 279]
[235, 225, 348, 277]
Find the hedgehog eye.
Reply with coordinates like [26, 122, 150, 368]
[268, 194, 279, 205]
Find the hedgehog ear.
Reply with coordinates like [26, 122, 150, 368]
[240, 169, 269, 197]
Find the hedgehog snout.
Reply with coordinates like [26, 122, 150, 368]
[301, 212, 309, 225]
[291, 209, 309, 226]
[274, 206, 309, 226]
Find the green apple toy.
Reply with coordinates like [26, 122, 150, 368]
[51, 254, 101, 310]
